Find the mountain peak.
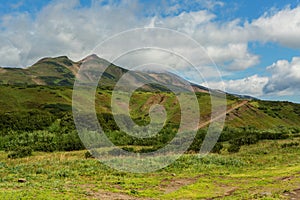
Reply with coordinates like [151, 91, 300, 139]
[80, 54, 101, 62]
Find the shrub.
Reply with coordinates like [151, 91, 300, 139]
[281, 142, 299, 148]
[84, 151, 94, 158]
[211, 142, 223, 154]
[230, 135, 258, 146]
[227, 144, 241, 153]
[258, 131, 289, 140]
[0, 111, 55, 133]
[8, 146, 32, 159]
[55, 131, 84, 151]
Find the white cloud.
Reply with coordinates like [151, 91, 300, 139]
[206, 43, 259, 70]
[204, 75, 269, 97]
[205, 55, 300, 98]
[251, 6, 300, 48]
[142, 11, 260, 72]
[10, 1, 24, 9]
[264, 57, 300, 95]
[0, 0, 149, 67]
[156, 10, 216, 35]
[0, 39, 22, 67]
[0, 0, 256, 72]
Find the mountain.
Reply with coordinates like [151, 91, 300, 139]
[0, 55, 299, 130]
[0, 55, 209, 93]
[0, 56, 78, 86]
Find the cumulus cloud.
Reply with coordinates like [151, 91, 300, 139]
[0, 0, 255, 72]
[210, 56, 300, 98]
[0, 0, 149, 67]
[251, 6, 300, 48]
[204, 75, 269, 97]
[206, 43, 259, 70]
[263, 57, 300, 95]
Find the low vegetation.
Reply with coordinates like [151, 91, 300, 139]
[0, 136, 300, 199]
[0, 79, 299, 199]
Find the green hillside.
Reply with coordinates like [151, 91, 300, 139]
[0, 84, 299, 130]
[0, 55, 209, 93]
[0, 55, 299, 157]
[0, 56, 78, 86]
[0, 56, 300, 200]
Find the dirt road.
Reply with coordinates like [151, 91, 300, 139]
[197, 100, 248, 129]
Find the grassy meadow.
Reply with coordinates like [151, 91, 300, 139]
[1, 137, 300, 199]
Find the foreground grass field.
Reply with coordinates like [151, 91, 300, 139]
[1, 138, 300, 200]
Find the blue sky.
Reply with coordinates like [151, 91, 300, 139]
[0, 0, 300, 103]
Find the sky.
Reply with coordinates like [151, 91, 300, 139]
[0, 0, 300, 103]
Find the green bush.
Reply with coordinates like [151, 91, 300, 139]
[227, 144, 241, 153]
[8, 146, 32, 159]
[55, 131, 84, 151]
[0, 111, 55, 133]
[211, 142, 223, 154]
[84, 151, 94, 158]
[281, 142, 299, 148]
[3, 130, 85, 154]
[230, 135, 258, 146]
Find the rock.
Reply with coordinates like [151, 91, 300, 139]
[18, 178, 27, 183]
[260, 192, 271, 197]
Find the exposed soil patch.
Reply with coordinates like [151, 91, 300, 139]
[144, 94, 167, 107]
[80, 184, 153, 200]
[0, 68, 6, 74]
[69, 63, 80, 76]
[197, 100, 248, 129]
[283, 188, 300, 200]
[160, 175, 201, 193]
[88, 190, 150, 200]
[206, 187, 238, 200]
[277, 176, 295, 182]
[32, 77, 46, 85]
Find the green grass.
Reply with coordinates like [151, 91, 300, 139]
[1, 138, 300, 199]
[0, 84, 299, 131]
[0, 57, 300, 199]
[225, 100, 300, 129]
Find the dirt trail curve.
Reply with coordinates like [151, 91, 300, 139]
[197, 100, 249, 130]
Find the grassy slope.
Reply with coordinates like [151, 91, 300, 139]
[225, 101, 300, 129]
[0, 86, 72, 113]
[0, 55, 299, 129]
[0, 56, 78, 86]
[0, 85, 299, 129]
[0, 137, 300, 199]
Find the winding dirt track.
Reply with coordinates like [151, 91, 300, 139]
[197, 100, 249, 130]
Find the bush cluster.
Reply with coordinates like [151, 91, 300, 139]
[0, 101, 298, 158]
[281, 142, 299, 148]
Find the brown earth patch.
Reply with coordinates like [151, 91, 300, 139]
[80, 184, 153, 200]
[197, 100, 248, 129]
[277, 176, 295, 182]
[0, 68, 6, 74]
[206, 186, 238, 200]
[283, 188, 300, 200]
[160, 175, 201, 193]
[87, 190, 150, 200]
[31, 77, 46, 85]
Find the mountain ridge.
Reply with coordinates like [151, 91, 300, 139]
[0, 55, 299, 131]
[0, 55, 256, 99]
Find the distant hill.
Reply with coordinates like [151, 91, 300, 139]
[0, 56, 78, 86]
[0, 55, 209, 93]
[0, 55, 299, 130]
